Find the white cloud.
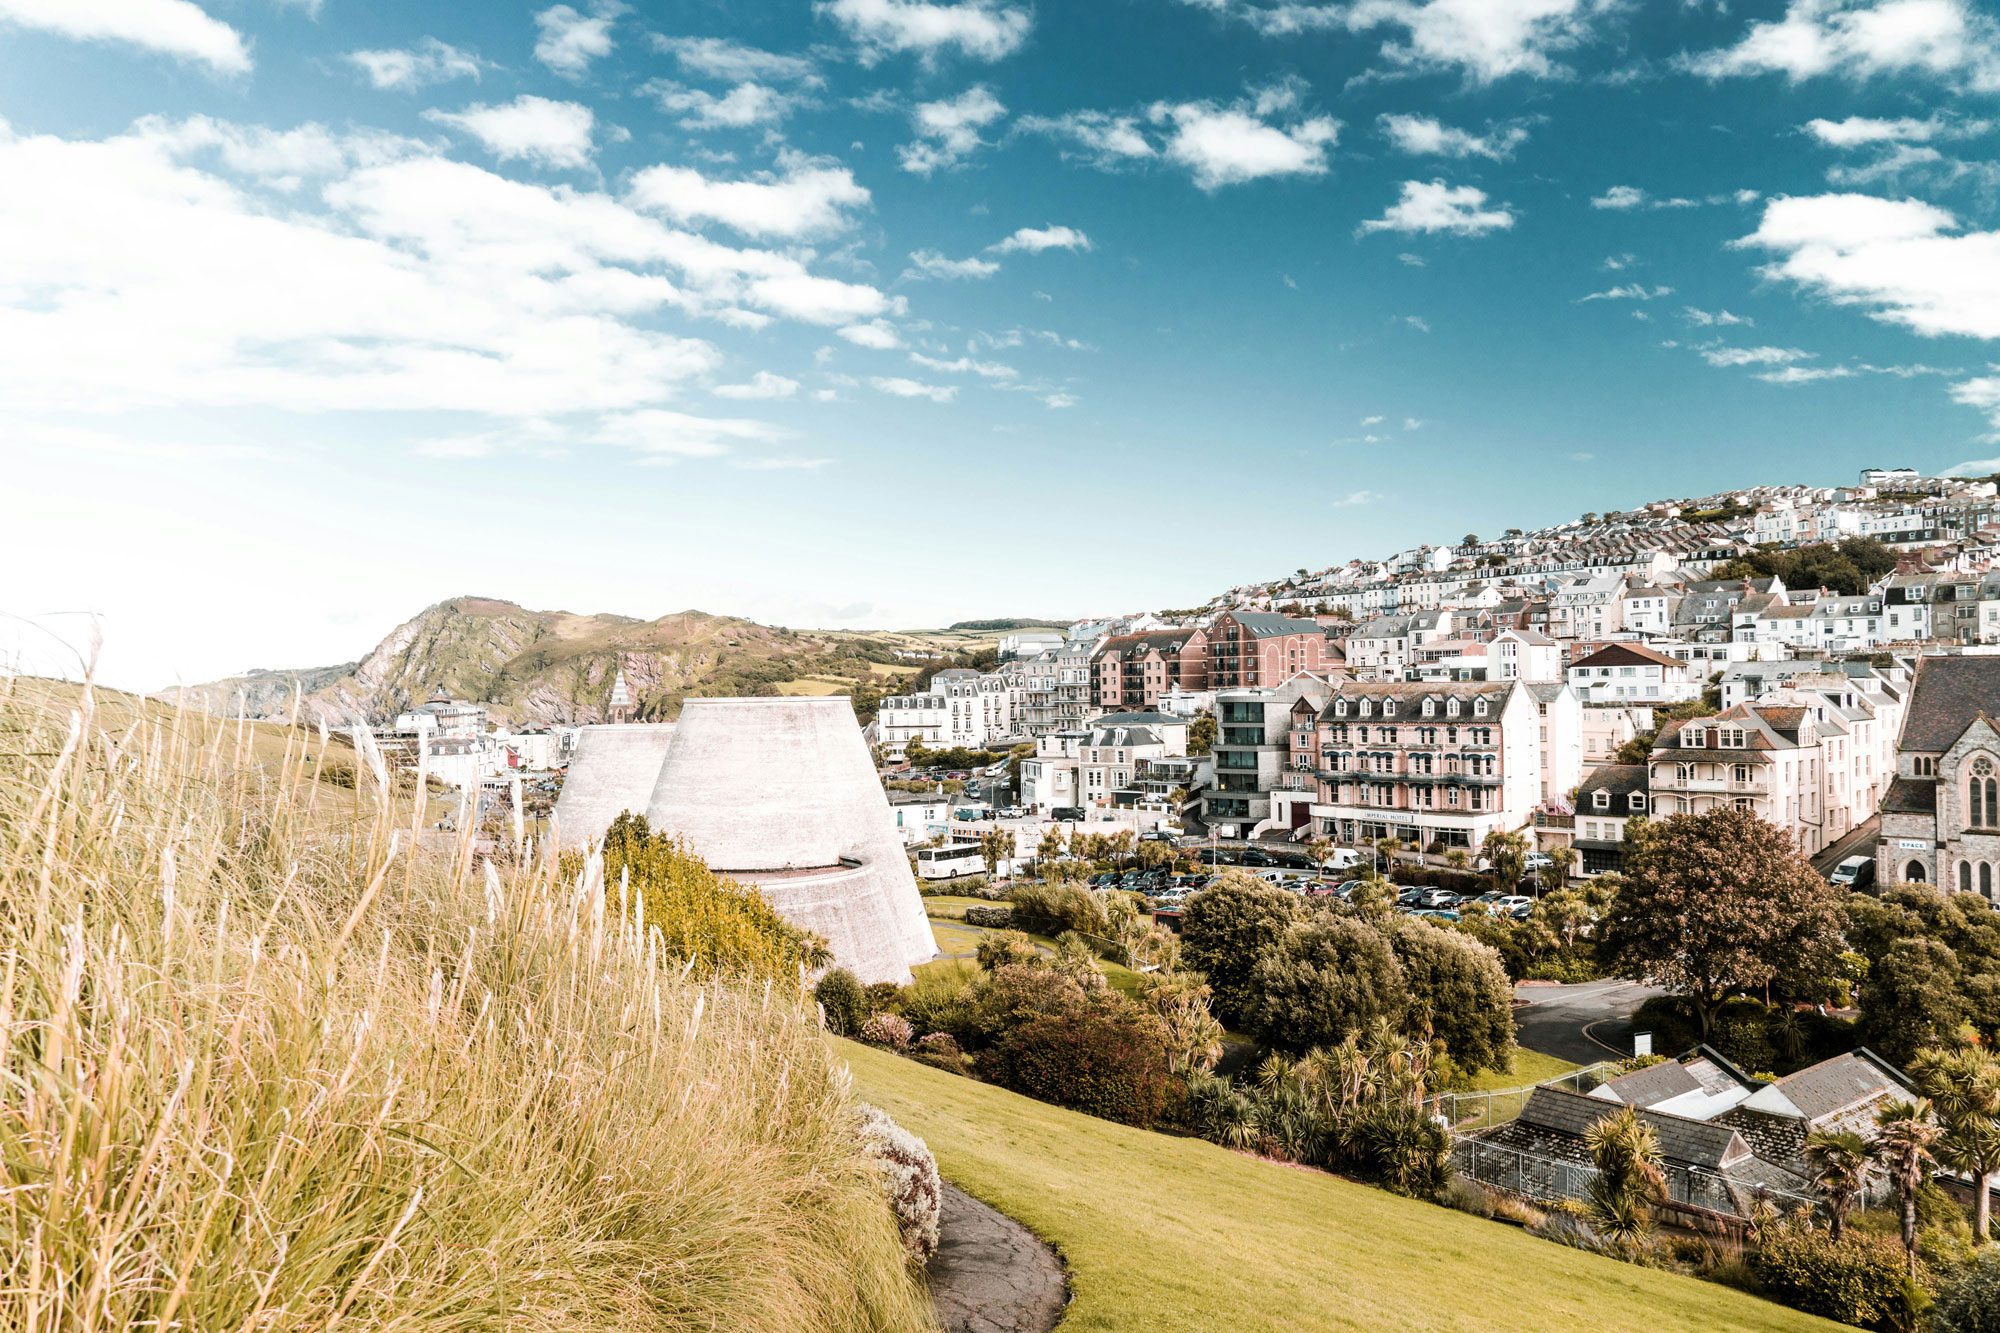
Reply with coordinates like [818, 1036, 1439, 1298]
[910, 352, 1015, 378]
[1590, 184, 1703, 210]
[1802, 113, 1989, 145]
[871, 375, 957, 402]
[1378, 113, 1531, 160]
[629, 154, 869, 238]
[1041, 391, 1078, 408]
[1683, 306, 1753, 326]
[1361, 414, 1385, 425]
[1699, 344, 1816, 367]
[1331, 490, 1381, 507]
[990, 225, 1091, 253]
[533, 3, 621, 79]
[1683, 0, 2000, 92]
[905, 250, 1001, 279]
[0, 117, 899, 424]
[839, 319, 904, 349]
[647, 81, 801, 129]
[817, 0, 1032, 64]
[1149, 85, 1339, 190]
[1359, 180, 1514, 236]
[1951, 376, 2000, 436]
[1016, 111, 1156, 167]
[347, 40, 485, 91]
[1579, 283, 1674, 301]
[0, 0, 250, 73]
[1400, 314, 1433, 333]
[650, 35, 820, 84]
[898, 85, 1006, 174]
[1756, 365, 1855, 383]
[1737, 192, 2000, 339]
[593, 408, 786, 462]
[426, 96, 596, 170]
[712, 371, 800, 399]
[1340, 0, 1612, 82]
[1397, 252, 1426, 266]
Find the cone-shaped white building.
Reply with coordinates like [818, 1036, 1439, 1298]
[551, 723, 678, 850]
[644, 697, 937, 985]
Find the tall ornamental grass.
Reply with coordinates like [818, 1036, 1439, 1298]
[0, 676, 935, 1332]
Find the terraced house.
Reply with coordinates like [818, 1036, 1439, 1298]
[1304, 681, 1541, 852]
[1089, 627, 1209, 711]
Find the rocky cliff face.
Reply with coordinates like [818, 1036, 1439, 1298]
[161, 597, 917, 726]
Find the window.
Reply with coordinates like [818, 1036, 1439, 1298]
[1983, 864, 1994, 898]
[1335, 701, 1348, 717]
[1447, 699, 1461, 717]
[1915, 756, 1937, 777]
[1423, 699, 1435, 717]
[1383, 700, 1397, 717]
[1732, 764, 1751, 786]
[1972, 758, 1999, 829]
[1593, 790, 1610, 811]
[1629, 793, 1647, 812]
[1684, 728, 1706, 748]
[1676, 763, 1693, 782]
[1475, 699, 1489, 716]
[1962, 861, 1974, 893]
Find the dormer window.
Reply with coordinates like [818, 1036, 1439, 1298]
[1630, 793, 1647, 812]
[1474, 699, 1489, 717]
[1683, 728, 1706, 748]
[1593, 790, 1610, 811]
[1447, 699, 1461, 718]
[1335, 700, 1348, 717]
[1423, 699, 1435, 717]
[1358, 700, 1372, 717]
[1383, 700, 1397, 717]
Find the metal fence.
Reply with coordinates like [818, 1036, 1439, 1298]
[1452, 1137, 1822, 1220]
[1426, 1062, 1618, 1133]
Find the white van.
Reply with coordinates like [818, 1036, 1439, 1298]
[1321, 848, 1363, 871]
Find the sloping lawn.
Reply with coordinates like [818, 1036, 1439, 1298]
[841, 1041, 1838, 1333]
[1464, 1045, 1581, 1092]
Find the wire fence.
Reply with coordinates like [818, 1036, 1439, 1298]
[1451, 1138, 1824, 1220]
[1426, 1062, 1619, 1133]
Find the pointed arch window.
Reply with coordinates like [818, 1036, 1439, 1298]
[1971, 758, 1999, 829]
[1983, 864, 1994, 899]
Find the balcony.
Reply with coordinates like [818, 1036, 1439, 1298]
[1535, 811, 1576, 830]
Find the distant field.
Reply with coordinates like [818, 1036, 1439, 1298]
[841, 1041, 1837, 1333]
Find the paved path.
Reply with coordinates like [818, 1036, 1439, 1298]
[1811, 813, 1879, 877]
[1513, 978, 1665, 1065]
[928, 1183, 1067, 1333]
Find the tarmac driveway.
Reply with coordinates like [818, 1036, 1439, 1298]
[1513, 978, 1666, 1065]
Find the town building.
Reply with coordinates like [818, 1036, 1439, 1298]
[1305, 680, 1541, 852]
[1197, 675, 1336, 839]
[1571, 764, 1649, 877]
[1020, 717, 1176, 816]
[1567, 642, 1703, 705]
[1877, 654, 2000, 899]
[1527, 681, 1584, 806]
[876, 668, 1022, 755]
[1089, 627, 1209, 711]
[1207, 609, 1344, 689]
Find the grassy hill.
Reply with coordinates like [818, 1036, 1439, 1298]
[156, 597, 1040, 727]
[841, 1040, 1838, 1333]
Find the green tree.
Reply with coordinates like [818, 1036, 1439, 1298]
[1179, 871, 1302, 1025]
[1803, 1129, 1872, 1241]
[1911, 1044, 2000, 1244]
[812, 968, 869, 1038]
[1035, 825, 1067, 870]
[1872, 1098, 1944, 1281]
[1546, 843, 1576, 885]
[1188, 712, 1217, 756]
[977, 827, 1012, 878]
[1865, 938, 1967, 1065]
[1140, 970, 1226, 1075]
[1246, 917, 1406, 1054]
[1584, 1105, 1665, 1252]
[1608, 808, 1845, 1037]
[1481, 829, 1527, 893]
[1386, 917, 1516, 1074]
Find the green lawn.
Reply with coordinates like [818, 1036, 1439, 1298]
[841, 1041, 1837, 1333]
[1464, 1045, 1582, 1092]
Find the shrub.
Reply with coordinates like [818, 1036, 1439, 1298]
[0, 681, 934, 1330]
[1246, 917, 1405, 1053]
[1935, 1248, 2000, 1333]
[1389, 864, 1491, 896]
[592, 812, 830, 979]
[1179, 871, 1304, 1025]
[861, 1012, 915, 1050]
[814, 968, 869, 1037]
[898, 962, 976, 1038]
[978, 1007, 1171, 1127]
[1386, 916, 1515, 1074]
[1009, 881, 1111, 937]
[963, 904, 1014, 928]
[911, 1031, 968, 1076]
[1751, 1218, 1925, 1330]
[957, 963, 1092, 1049]
[858, 1105, 943, 1266]
[974, 929, 1041, 971]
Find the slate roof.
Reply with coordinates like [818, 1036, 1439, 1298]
[1900, 655, 2000, 753]
[1579, 764, 1649, 800]
[1770, 1051, 1908, 1122]
[1224, 610, 1327, 638]
[1598, 1060, 1701, 1106]
[1883, 776, 1938, 815]
[1505, 1088, 1753, 1171]
[1091, 711, 1187, 727]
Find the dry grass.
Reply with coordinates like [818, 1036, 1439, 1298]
[0, 675, 934, 1332]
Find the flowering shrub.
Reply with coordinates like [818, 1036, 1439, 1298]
[858, 1105, 942, 1266]
[912, 1031, 966, 1075]
[860, 1012, 914, 1050]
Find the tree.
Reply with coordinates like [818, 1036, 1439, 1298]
[1911, 1044, 2000, 1244]
[1140, 971, 1225, 1075]
[1872, 1098, 1943, 1280]
[1585, 1105, 1665, 1252]
[1179, 871, 1302, 1025]
[1607, 809, 1845, 1037]
[977, 827, 1011, 879]
[1547, 843, 1576, 885]
[1247, 917, 1406, 1054]
[1304, 834, 1333, 870]
[1386, 917, 1516, 1074]
[1188, 712, 1217, 756]
[1035, 826, 1067, 869]
[1864, 938, 1968, 1065]
[1482, 829, 1527, 893]
[1803, 1129, 1872, 1241]
[1107, 829, 1135, 868]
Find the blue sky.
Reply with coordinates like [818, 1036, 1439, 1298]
[3, 0, 1999, 690]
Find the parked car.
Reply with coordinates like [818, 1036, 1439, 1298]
[1828, 855, 1877, 890]
[1489, 894, 1534, 917]
[1416, 888, 1462, 910]
[1237, 848, 1276, 868]
[1413, 908, 1462, 923]
[1523, 852, 1554, 872]
[1395, 887, 1426, 909]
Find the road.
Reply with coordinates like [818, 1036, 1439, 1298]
[1512, 978, 1666, 1065]
[1810, 813, 1879, 878]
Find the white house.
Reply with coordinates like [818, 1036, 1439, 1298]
[1567, 642, 1702, 705]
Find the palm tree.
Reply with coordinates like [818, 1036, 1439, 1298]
[977, 827, 1011, 879]
[1304, 834, 1333, 872]
[1482, 829, 1529, 893]
[1585, 1105, 1666, 1252]
[1547, 843, 1576, 885]
[1911, 1045, 2000, 1244]
[1802, 1129, 1871, 1240]
[1872, 1097, 1943, 1280]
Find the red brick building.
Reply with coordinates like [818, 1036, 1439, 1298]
[1207, 610, 1344, 689]
[1090, 628, 1210, 711]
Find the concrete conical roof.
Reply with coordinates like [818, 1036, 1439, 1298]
[644, 697, 937, 984]
[551, 723, 677, 850]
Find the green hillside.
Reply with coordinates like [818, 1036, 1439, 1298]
[841, 1040, 1839, 1333]
[156, 597, 1026, 726]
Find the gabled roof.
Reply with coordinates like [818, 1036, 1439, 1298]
[1883, 775, 1937, 815]
[1223, 610, 1326, 637]
[1570, 642, 1684, 671]
[1514, 1087, 1753, 1171]
[1751, 1050, 1912, 1123]
[1900, 655, 2000, 753]
[1579, 764, 1648, 800]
